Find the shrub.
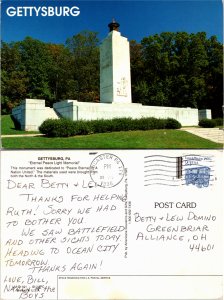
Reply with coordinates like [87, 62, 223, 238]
[39, 119, 76, 137]
[74, 120, 92, 135]
[39, 117, 182, 137]
[86, 118, 135, 133]
[199, 119, 216, 128]
[133, 117, 161, 130]
[90, 119, 114, 133]
[165, 118, 182, 129]
[39, 119, 53, 135]
[110, 118, 135, 131]
[213, 118, 223, 127]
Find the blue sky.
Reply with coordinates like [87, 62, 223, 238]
[1, 0, 223, 44]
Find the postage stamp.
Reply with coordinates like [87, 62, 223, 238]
[90, 153, 125, 188]
[185, 166, 211, 188]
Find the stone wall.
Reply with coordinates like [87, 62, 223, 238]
[11, 103, 25, 129]
[12, 99, 59, 131]
[198, 109, 212, 120]
[54, 100, 199, 126]
[12, 99, 211, 131]
[53, 100, 78, 120]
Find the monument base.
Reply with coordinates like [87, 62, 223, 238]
[12, 99, 59, 131]
[11, 99, 210, 131]
[54, 100, 199, 126]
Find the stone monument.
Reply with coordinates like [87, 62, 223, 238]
[100, 19, 132, 104]
[11, 20, 211, 130]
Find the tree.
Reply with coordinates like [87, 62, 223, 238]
[140, 32, 177, 106]
[66, 31, 100, 102]
[46, 44, 71, 102]
[131, 31, 223, 117]
[17, 37, 54, 105]
[1, 31, 222, 117]
[204, 36, 223, 118]
[1, 42, 29, 113]
[130, 40, 146, 103]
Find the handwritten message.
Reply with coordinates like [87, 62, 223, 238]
[2, 156, 127, 299]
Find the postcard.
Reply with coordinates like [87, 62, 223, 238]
[1, 0, 223, 299]
[0, 149, 223, 299]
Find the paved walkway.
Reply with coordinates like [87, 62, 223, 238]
[1, 133, 44, 138]
[180, 127, 224, 144]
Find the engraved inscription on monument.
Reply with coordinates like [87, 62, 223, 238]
[117, 77, 128, 97]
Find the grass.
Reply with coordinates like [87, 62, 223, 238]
[1, 114, 222, 149]
[1, 130, 222, 149]
[1, 115, 38, 135]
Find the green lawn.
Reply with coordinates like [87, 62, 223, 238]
[1, 114, 222, 149]
[1, 115, 38, 135]
[1, 130, 222, 149]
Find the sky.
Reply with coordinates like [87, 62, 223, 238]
[1, 0, 223, 44]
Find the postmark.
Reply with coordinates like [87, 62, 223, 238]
[90, 153, 125, 188]
[144, 154, 213, 188]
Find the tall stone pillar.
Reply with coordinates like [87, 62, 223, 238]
[100, 20, 132, 104]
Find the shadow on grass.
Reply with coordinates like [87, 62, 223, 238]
[10, 114, 21, 130]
